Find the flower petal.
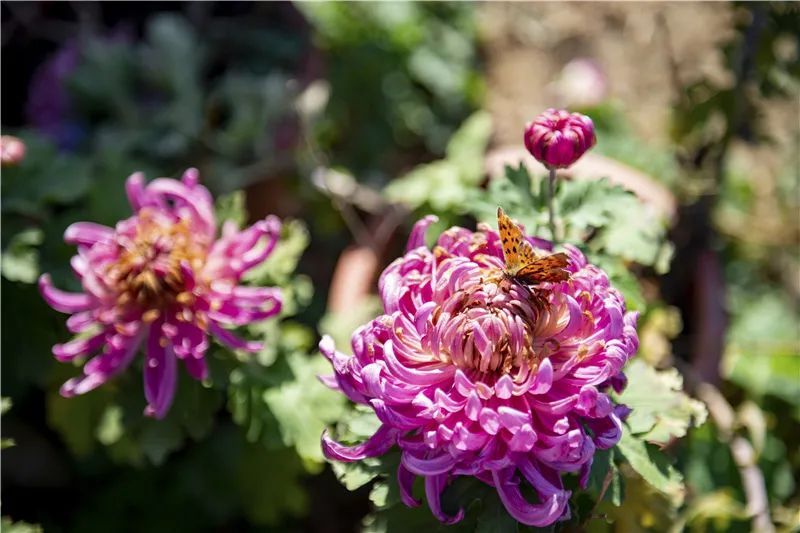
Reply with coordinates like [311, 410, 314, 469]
[143, 323, 178, 419]
[39, 274, 94, 313]
[492, 467, 570, 527]
[424, 474, 464, 524]
[321, 425, 398, 462]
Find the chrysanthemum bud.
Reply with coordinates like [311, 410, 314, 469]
[1, 135, 26, 166]
[524, 109, 596, 169]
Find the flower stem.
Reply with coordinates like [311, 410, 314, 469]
[547, 167, 557, 243]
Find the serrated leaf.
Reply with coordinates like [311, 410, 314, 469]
[332, 457, 383, 490]
[262, 350, 347, 466]
[616, 428, 685, 506]
[557, 178, 670, 269]
[616, 360, 707, 445]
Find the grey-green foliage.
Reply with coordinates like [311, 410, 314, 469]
[298, 2, 482, 176]
[384, 110, 492, 215]
[65, 13, 303, 193]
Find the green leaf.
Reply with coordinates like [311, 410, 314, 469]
[1, 228, 43, 283]
[1, 397, 12, 415]
[385, 110, 491, 212]
[0, 132, 91, 216]
[615, 359, 707, 445]
[319, 295, 383, 351]
[385, 160, 467, 211]
[445, 110, 492, 183]
[332, 457, 383, 491]
[263, 350, 347, 467]
[475, 492, 519, 533]
[586, 448, 622, 507]
[47, 387, 115, 457]
[96, 405, 125, 446]
[556, 178, 671, 270]
[616, 428, 685, 506]
[0, 518, 43, 533]
[138, 419, 184, 466]
[214, 190, 248, 229]
[236, 443, 309, 525]
[369, 478, 404, 511]
[724, 290, 800, 406]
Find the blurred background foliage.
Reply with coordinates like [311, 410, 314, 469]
[1, 2, 798, 532]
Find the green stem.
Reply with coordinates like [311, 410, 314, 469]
[548, 167, 557, 243]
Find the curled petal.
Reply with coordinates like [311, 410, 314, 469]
[492, 467, 570, 527]
[401, 450, 458, 476]
[60, 331, 143, 397]
[64, 222, 113, 247]
[39, 274, 94, 313]
[52, 330, 106, 362]
[406, 215, 438, 252]
[397, 464, 421, 507]
[425, 474, 464, 525]
[66, 311, 97, 333]
[321, 424, 398, 462]
[125, 172, 147, 211]
[318, 374, 340, 390]
[209, 322, 262, 352]
[144, 177, 216, 239]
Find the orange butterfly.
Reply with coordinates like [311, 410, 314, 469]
[497, 207, 570, 285]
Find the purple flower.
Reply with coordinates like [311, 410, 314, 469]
[39, 169, 282, 418]
[25, 40, 83, 150]
[524, 109, 596, 169]
[320, 216, 638, 526]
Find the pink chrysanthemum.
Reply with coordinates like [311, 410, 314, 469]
[320, 216, 637, 526]
[39, 169, 282, 418]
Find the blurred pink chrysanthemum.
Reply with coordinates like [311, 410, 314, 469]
[320, 215, 637, 526]
[1, 135, 26, 166]
[39, 169, 282, 418]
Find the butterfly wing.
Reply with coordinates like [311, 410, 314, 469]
[497, 207, 538, 276]
[515, 252, 570, 284]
